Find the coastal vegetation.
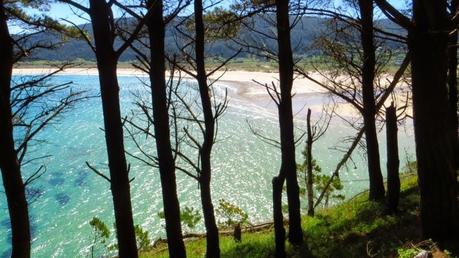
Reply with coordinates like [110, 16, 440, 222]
[86, 170, 431, 257]
[145, 172, 445, 258]
[0, 0, 458, 258]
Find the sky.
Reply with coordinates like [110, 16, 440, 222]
[48, 2, 89, 25]
[44, 0, 409, 25]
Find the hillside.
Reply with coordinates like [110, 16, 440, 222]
[143, 173, 456, 258]
[23, 15, 405, 62]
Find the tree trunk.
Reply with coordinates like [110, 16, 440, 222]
[409, 0, 459, 243]
[0, 2, 31, 257]
[194, 0, 220, 256]
[146, 0, 186, 256]
[448, 0, 458, 171]
[275, 0, 303, 245]
[385, 104, 400, 214]
[306, 109, 314, 217]
[199, 177, 220, 258]
[272, 176, 286, 258]
[358, 0, 385, 201]
[88, 1, 137, 256]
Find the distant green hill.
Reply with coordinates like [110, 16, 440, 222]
[22, 15, 405, 62]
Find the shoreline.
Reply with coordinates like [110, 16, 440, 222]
[13, 67, 338, 118]
[12, 67, 327, 95]
[12, 67, 403, 118]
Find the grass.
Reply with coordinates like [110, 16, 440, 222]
[15, 58, 281, 72]
[302, 174, 421, 257]
[15, 59, 134, 69]
[16, 58, 403, 73]
[140, 231, 276, 258]
[140, 173, 451, 258]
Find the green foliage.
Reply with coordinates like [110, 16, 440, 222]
[135, 225, 151, 252]
[89, 217, 110, 244]
[397, 247, 418, 258]
[396, 239, 453, 258]
[184, 7, 241, 42]
[89, 217, 113, 256]
[301, 172, 421, 258]
[314, 173, 345, 206]
[296, 147, 345, 208]
[204, 7, 241, 41]
[143, 174, 425, 258]
[6, 3, 84, 40]
[141, 231, 275, 258]
[296, 148, 323, 175]
[216, 199, 249, 227]
[231, 0, 275, 12]
[89, 217, 152, 254]
[181, 207, 202, 231]
[158, 206, 202, 232]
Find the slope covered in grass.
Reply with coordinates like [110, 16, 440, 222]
[142, 173, 454, 257]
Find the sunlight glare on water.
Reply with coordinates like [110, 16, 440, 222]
[0, 75, 414, 257]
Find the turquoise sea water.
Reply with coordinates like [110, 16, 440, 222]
[0, 75, 415, 257]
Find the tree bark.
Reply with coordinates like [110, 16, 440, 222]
[409, 0, 459, 242]
[306, 109, 314, 217]
[448, 0, 458, 171]
[358, 0, 385, 201]
[272, 176, 286, 258]
[0, 2, 31, 257]
[88, 1, 137, 256]
[385, 104, 400, 214]
[275, 0, 303, 245]
[199, 178, 219, 258]
[146, 0, 186, 256]
[194, 0, 220, 256]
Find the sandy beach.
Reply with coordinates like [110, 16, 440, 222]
[12, 67, 405, 119]
[12, 67, 327, 94]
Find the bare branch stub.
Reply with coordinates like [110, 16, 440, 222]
[85, 161, 111, 183]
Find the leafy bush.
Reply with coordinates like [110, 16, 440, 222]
[296, 147, 345, 209]
[216, 199, 249, 227]
[90, 217, 110, 241]
[89, 217, 113, 256]
[135, 225, 151, 252]
[89, 217, 151, 254]
[397, 247, 418, 258]
[181, 207, 202, 231]
[158, 206, 202, 232]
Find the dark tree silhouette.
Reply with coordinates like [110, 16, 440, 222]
[273, 0, 303, 245]
[165, 2, 242, 257]
[217, 0, 304, 250]
[145, 0, 186, 256]
[358, 0, 385, 200]
[448, 0, 459, 171]
[301, 107, 331, 216]
[298, 53, 410, 209]
[0, 2, 86, 256]
[296, 2, 414, 203]
[306, 110, 314, 216]
[126, 3, 242, 256]
[194, 2, 221, 255]
[0, 3, 30, 256]
[57, 0, 150, 255]
[410, 0, 459, 241]
[272, 176, 286, 258]
[385, 103, 400, 214]
[375, 0, 459, 243]
[114, 1, 190, 255]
